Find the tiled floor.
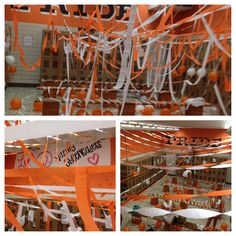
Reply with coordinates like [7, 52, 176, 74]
[5, 86, 42, 116]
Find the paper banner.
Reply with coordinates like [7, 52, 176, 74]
[14, 138, 111, 168]
[122, 206, 231, 219]
[124, 189, 231, 201]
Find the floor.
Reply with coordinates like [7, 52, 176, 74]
[5, 86, 221, 116]
[121, 175, 231, 231]
[5, 86, 42, 116]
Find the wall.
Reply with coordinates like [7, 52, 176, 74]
[6, 21, 77, 84]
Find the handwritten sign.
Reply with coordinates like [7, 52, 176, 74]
[15, 139, 111, 168]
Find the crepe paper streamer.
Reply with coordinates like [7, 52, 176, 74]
[224, 211, 232, 217]
[210, 163, 231, 169]
[5, 203, 24, 231]
[121, 129, 231, 159]
[41, 137, 49, 165]
[125, 189, 231, 202]
[108, 201, 116, 231]
[14, 204, 23, 229]
[213, 84, 228, 116]
[94, 217, 112, 229]
[85, 33, 101, 107]
[114, 5, 137, 90]
[28, 176, 60, 221]
[201, 16, 231, 58]
[42, 188, 76, 229]
[6, 184, 115, 196]
[33, 188, 61, 221]
[75, 167, 100, 231]
[16, 140, 44, 168]
[6, 199, 40, 209]
[195, 149, 231, 157]
[185, 97, 205, 110]
[62, 200, 77, 231]
[135, 5, 168, 32]
[121, 130, 191, 153]
[119, 51, 133, 115]
[122, 206, 231, 219]
[173, 208, 221, 219]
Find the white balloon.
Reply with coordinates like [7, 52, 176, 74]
[6, 55, 15, 65]
[212, 158, 216, 163]
[187, 68, 196, 77]
[145, 179, 150, 185]
[136, 105, 144, 112]
[197, 68, 206, 78]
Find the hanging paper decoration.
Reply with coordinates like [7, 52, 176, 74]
[5, 4, 231, 116]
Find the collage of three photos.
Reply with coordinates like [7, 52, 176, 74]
[4, 3, 232, 232]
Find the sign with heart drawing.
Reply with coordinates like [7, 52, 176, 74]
[15, 138, 111, 168]
[87, 153, 99, 165]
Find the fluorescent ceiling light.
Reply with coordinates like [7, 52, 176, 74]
[48, 136, 61, 141]
[95, 128, 104, 132]
[121, 122, 179, 131]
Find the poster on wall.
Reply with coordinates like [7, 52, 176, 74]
[15, 138, 111, 168]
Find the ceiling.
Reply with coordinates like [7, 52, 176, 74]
[5, 127, 115, 153]
[124, 120, 231, 129]
[5, 120, 115, 142]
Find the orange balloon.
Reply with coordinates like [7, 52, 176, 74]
[123, 227, 131, 231]
[61, 104, 74, 115]
[171, 103, 180, 112]
[10, 98, 22, 110]
[220, 223, 228, 231]
[141, 106, 155, 115]
[91, 108, 102, 116]
[139, 223, 145, 231]
[77, 91, 86, 99]
[208, 71, 219, 82]
[33, 101, 43, 112]
[8, 65, 16, 73]
[103, 110, 113, 116]
[76, 109, 86, 116]
[178, 65, 186, 74]
[160, 108, 171, 116]
[156, 220, 162, 229]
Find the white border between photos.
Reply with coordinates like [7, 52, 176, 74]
[0, 0, 235, 235]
